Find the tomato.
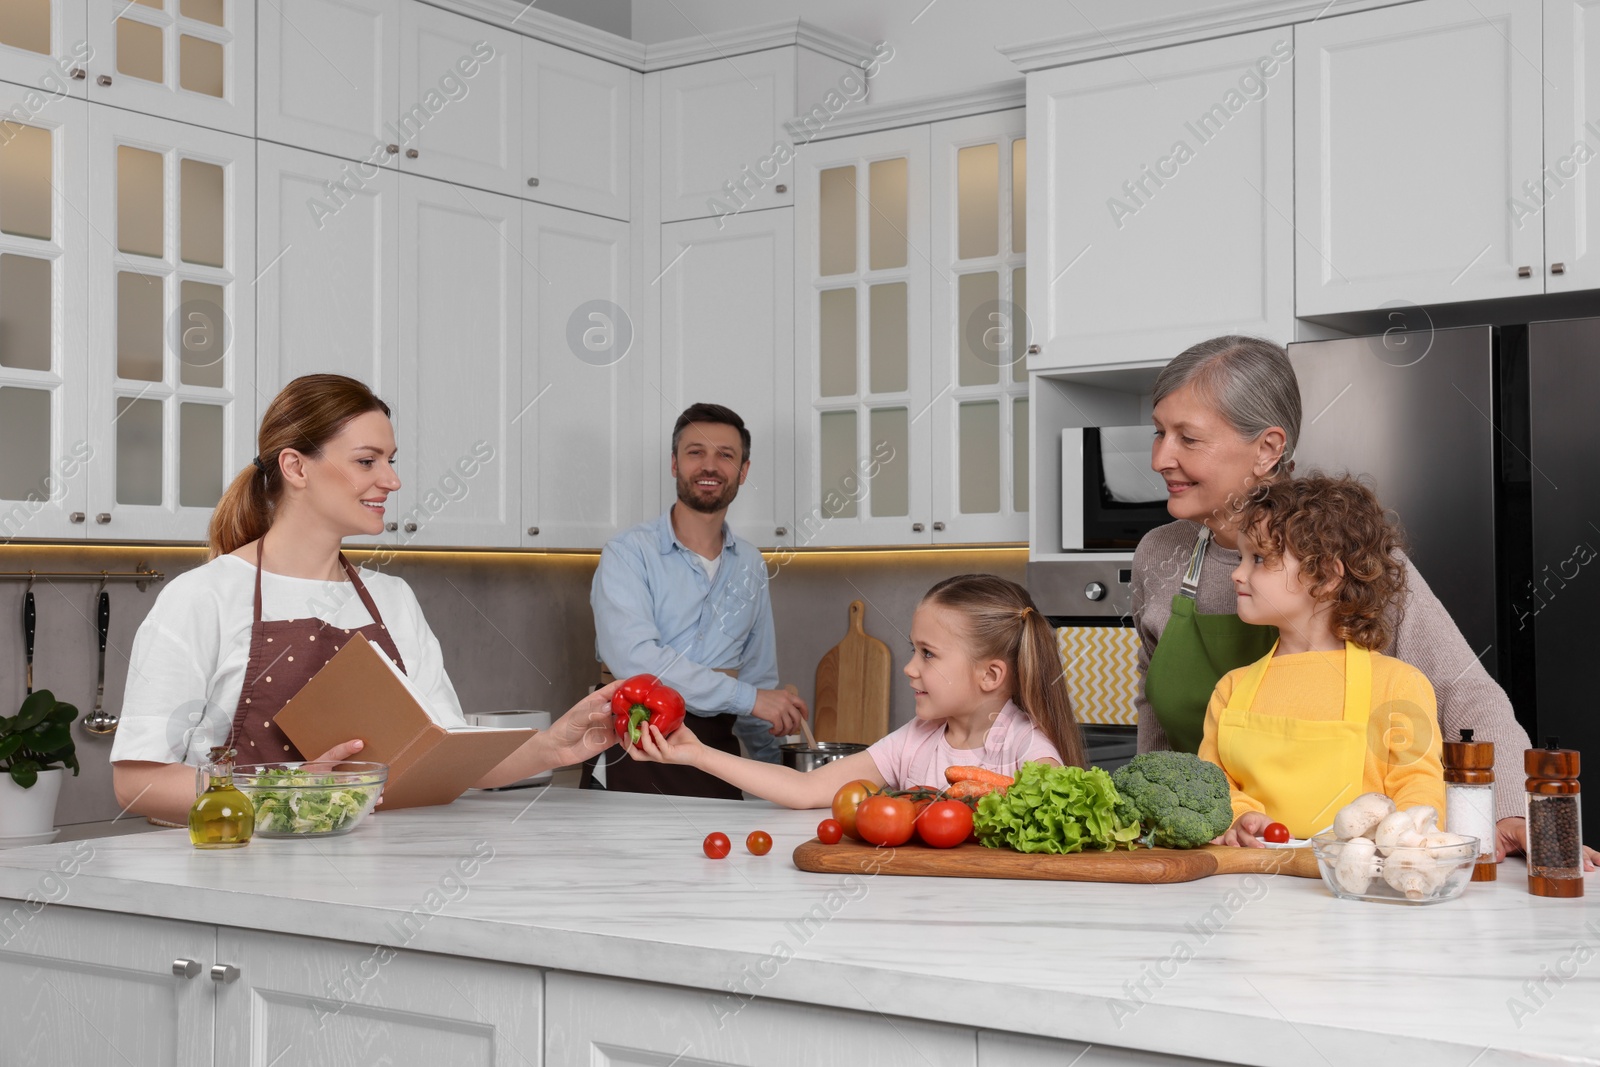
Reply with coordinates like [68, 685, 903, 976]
[915, 799, 973, 849]
[703, 832, 731, 859]
[854, 795, 915, 847]
[1262, 822, 1291, 844]
[816, 818, 844, 845]
[746, 830, 773, 856]
[831, 780, 878, 841]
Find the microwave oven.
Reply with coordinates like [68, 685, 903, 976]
[1061, 426, 1172, 550]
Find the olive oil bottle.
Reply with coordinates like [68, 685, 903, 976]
[189, 746, 254, 849]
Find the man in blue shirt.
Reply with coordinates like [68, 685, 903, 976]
[585, 404, 809, 798]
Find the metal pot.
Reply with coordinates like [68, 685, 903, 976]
[780, 742, 867, 772]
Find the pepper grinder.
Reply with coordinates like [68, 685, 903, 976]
[1525, 738, 1583, 898]
[1443, 728, 1496, 881]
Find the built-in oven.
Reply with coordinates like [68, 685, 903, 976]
[1061, 426, 1170, 550]
[1028, 557, 1141, 771]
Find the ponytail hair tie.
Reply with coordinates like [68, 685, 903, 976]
[252, 455, 268, 475]
[1019, 606, 1034, 621]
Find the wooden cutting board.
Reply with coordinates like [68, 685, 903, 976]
[812, 600, 891, 745]
[793, 837, 1321, 884]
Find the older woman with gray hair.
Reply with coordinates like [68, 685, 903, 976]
[1130, 335, 1593, 867]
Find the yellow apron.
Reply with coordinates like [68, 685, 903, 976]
[1216, 641, 1372, 839]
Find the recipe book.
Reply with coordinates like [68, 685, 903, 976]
[273, 633, 534, 810]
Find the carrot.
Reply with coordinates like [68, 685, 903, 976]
[945, 780, 996, 800]
[945, 766, 1014, 788]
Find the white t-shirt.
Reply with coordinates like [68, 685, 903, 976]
[694, 551, 721, 584]
[112, 554, 466, 767]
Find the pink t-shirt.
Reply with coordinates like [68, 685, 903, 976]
[865, 700, 1062, 791]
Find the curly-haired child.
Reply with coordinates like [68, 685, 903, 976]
[1198, 474, 1446, 845]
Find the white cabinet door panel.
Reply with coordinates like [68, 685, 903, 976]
[659, 49, 796, 222]
[523, 38, 632, 220]
[0, 0, 89, 100]
[659, 210, 794, 547]
[1543, 0, 1600, 293]
[0, 901, 213, 1067]
[214, 928, 542, 1067]
[398, 3, 521, 198]
[521, 203, 636, 548]
[1295, 0, 1544, 314]
[546, 972, 976, 1067]
[396, 175, 521, 547]
[86, 0, 254, 136]
[258, 0, 399, 167]
[1028, 28, 1294, 369]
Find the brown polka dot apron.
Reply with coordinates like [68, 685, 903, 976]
[228, 541, 407, 761]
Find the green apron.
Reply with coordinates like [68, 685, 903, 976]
[1144, 526, 1277, 754]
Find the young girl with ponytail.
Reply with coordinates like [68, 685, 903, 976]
[113, 374, 619, 824]
[627, 574, 1084, 805]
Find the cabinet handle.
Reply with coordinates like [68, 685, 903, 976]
[775, 184, 788, 194]
[1551, 262, 1566, 275]
[210, 964, 240, 984]
[912, 522, 924, 533]
[1518, 265, 1532, 278]
[386, 144, 399, 155]
[403, 522, 418, 533]
[774, 526, 787, 537]
[932, 522, 945, 532]
[405, 148, 419, 159]
[527, 177, 540, 187]
[1026, 344, 1041, 355]
[527, 526, 539, 536]
[96, 74, 112, 87]
[384, 522, 398, 532]
[69, 67, 86, 80]
[70, 512, 85, 524]
[95, 513, 111, 525]
[172, 959, 201, 979]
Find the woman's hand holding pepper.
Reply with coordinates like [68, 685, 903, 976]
[629, 721, 705, 766]
[542, 680, 623, 768]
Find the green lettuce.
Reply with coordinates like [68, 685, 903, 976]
[972, 762, 1142, 854]
[244, 768, 375, 835]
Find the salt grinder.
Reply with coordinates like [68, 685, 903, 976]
[1443, 728, 1496, 881]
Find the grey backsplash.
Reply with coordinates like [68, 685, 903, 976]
[0, 544, 1024, 825]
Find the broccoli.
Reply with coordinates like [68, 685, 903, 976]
[1110, 751, 1235, 849]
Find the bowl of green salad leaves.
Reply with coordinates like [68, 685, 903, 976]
[232, 762, 387, 838]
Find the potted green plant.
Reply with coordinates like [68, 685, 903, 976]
[0, 690, 80, 841]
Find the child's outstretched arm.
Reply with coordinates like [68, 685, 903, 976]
[628, 722, 885, 808]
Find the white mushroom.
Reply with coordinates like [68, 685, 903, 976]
[1406, 805, 1439, 835]
[1421, 831, 1478, 862]
[1373, 809, 1427, 856]
[1333, 793, 1396, 840]
[1332, 836, 1381, 895]
[1383, 847, 1440, 900]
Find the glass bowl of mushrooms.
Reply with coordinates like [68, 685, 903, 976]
[1309, 793, 1480, 904]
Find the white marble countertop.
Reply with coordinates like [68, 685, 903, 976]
[1, 788, 1596, 1066]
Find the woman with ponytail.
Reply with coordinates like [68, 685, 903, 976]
[112, 374, 620, 824]
[623, 573, 1084, 807]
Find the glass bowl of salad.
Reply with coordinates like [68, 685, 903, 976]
[232, 762, 387, 838]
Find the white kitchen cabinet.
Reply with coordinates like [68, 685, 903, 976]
[794, 124, 933, 547]
[86, 106, 255, 541]
[1295, 0, 1544, 314]
[0, 902, 214, 1067]
[257, 0, 400, 169]
[213, 928, 542, 1067]
[86, 0, 254, 137]
[977, 1031, 1222, 1066]
[520, 202, 637, 548]
[659, 209, 795, 548]
[397, 1, 521, 199]
[522, 37, 632, 220]
[395, 174, 521, 548]
[1543, 0, 1600, 293]
[0, 0, 88, 100]
[545, 972, 977, 1067]
[1027, 27, 1294, 370]
[0, 87, 89, 541]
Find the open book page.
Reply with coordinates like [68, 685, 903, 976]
[365, 642, 518, 733]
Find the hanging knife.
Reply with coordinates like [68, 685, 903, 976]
[84, 590, 117, 734]
[23, 587, 35, 695]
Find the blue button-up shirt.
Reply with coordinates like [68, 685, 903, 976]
[591, 506, 783, 761]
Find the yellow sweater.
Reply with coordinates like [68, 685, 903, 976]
[1197, 649, 1447, 830]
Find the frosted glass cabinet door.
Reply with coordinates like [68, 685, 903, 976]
[1027, 28, 1294, 369]
[258, 0, 400, 166]
[87, 106, 255, 541]
[0, 0, 89, 100]
[1295, 0, 1543, 313]
[0, 90, 88, 540]
[85, 0, 255, 136]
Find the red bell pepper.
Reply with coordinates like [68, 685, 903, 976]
[610, 674, 687, 746]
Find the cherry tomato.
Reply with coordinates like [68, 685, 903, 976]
[1262, 822, 1291, 844]
[855, 795, 915, 847]
[703, 832, 731, 859]
[831, 779, 878, 841]
[816, 818, 844, 845]
[746, 830, 773, 856]
[915, 799, 974, 849]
